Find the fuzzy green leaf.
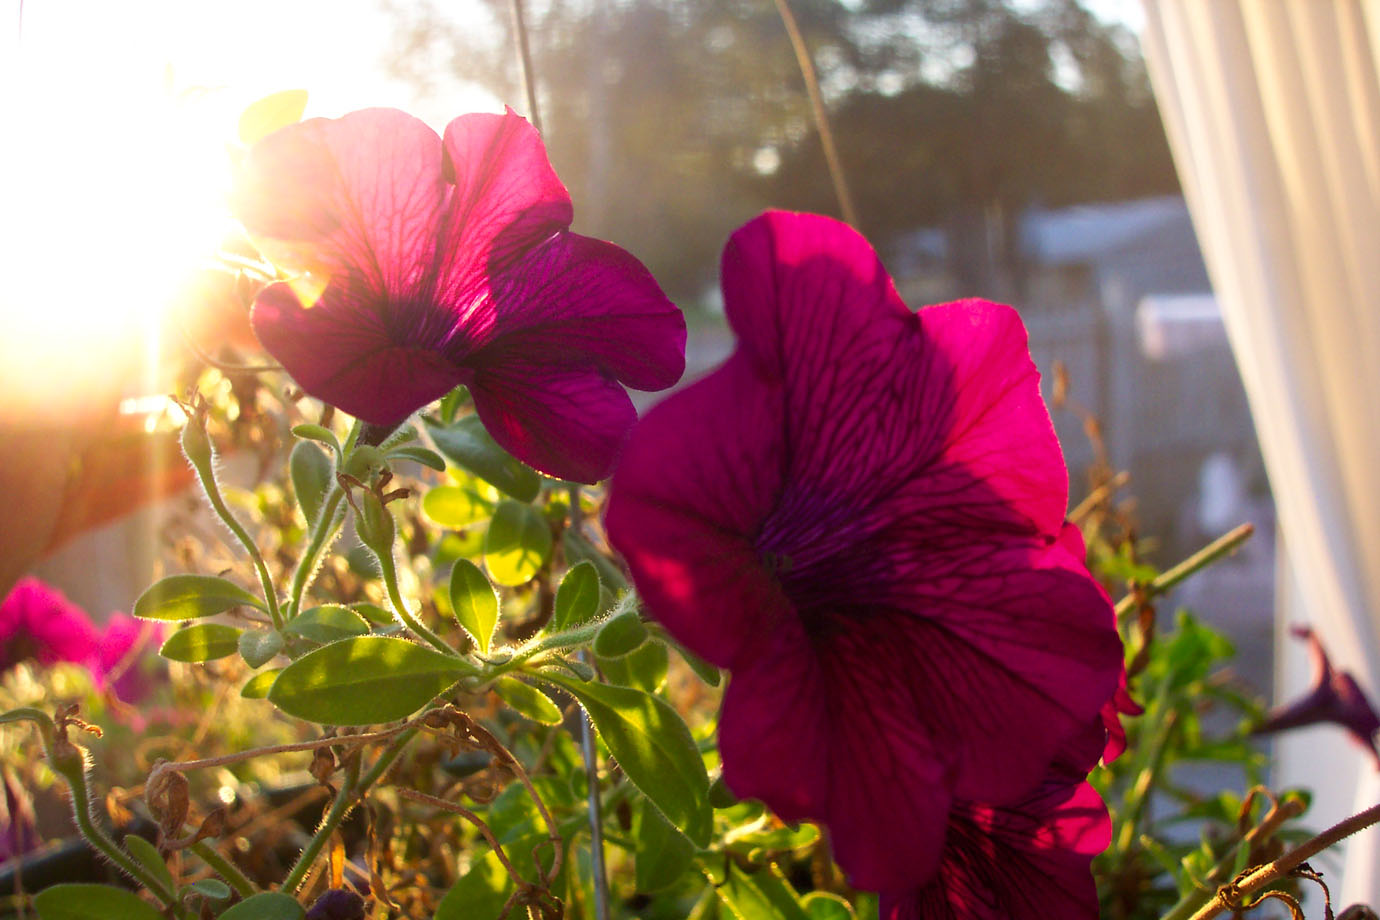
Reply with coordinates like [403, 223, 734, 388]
[448, 560, 500, 653]
[483, 501, 551, 586]
[134, 575, 265, 620]
[160, 624, 242, 663]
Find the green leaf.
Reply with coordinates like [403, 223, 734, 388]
[437, 385, 471, 424]
[714, 863, 811, 920]
[33, 884, 164, 920]
[238, 89, 309, 145]
[268, 637, 469, 725]
[552, 562, 600, 630]
[483, 501, 551, 586]
[289, 423, 340, 456]
[187, 878, 232, 900]
[351, 602, 394, 626]
[675, 643, 722, 687]
[448, 560, 500, 653]
[635, 798, 695, 892]
[286, 605, 371, 644]
[238, 628, 284, 668]
[134, 574, 265, 620]
[219, 892, 305, 920]
[424, 484, 497, 528]
[561, 528, 628, 591]
[599, 639, 668, 693]
[593, 611, 648, 658]
[801, 893, 855, 920]
[290, 440, 334, 525]
[123, 835, 172, 894]
[388, 445, 446, 471]
[543, 674, 711, 846]
[435, 831, 546, 920]
[494, 678, 563, 725]
[160, 624, 242, 663]
[426, 415, 541, 501]
[240, 669, 281, 699]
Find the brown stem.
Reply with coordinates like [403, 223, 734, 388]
[771, 0, 859, 229]
[1187, 801, 1380, 920]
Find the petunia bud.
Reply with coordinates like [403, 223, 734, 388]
[353, 488, 396, 556]
[180, 417, 213, 472]
[305, 888, 366, 920]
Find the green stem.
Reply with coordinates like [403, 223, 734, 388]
[1114, 705, 1179, 855]
[286, 486, 345, 619]
[282, 728, 417, 893]
[375, 548, 458, 656]
[191, 460, 283, 630]
[55, 760, 183, 912]
[1115, 524, 1254, 619]
[188, 840, 256, 898]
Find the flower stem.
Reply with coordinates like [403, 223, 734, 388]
[374, 547, 458, 656]
[1116, 523, 1255, 619]
[509, 0, 543, 135]
[189, 451, 284, 630]
[187, 840, 256, 898]
[286, 485, 345, 619]
[281, 728, 418, 893]
[53, 756, 183, 912]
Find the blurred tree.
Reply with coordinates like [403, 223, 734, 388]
[382, 0, 1178, 301]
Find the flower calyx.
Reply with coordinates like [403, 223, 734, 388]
[337, 470, 410, 556]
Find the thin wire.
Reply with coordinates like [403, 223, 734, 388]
[771, 0, 860, 229]
[509, 0, 543, 136]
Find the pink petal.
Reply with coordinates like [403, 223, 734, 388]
[606, 352, 791, 667]
[718, 622, 952, 890]
[434, 109, 573, 292]
[882, 777, 1110, 920]
[468, 361, 637, 483]
[475, 232, 686, 391]
[251, 281, 466, 425]
[234, 108, 447, 299]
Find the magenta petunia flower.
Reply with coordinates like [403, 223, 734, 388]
[233, 107, 686, 482]
[880, 725, 1111, 920]
[605, 211, 1123, 890]
[1254, 625, 1380, 769]
[0, 577, 100, 671]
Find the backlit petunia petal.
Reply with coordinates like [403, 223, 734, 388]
[251, 282, 466, 426]
[882, 777, 1110, 920]
[473, 232, 686, 390]
[434, 109, 573, 299]
[234, 108, 447, 299]
[468, 361, 636, 484]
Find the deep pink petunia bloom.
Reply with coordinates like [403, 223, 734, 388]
[1254, 625, 1380, 770]
[93, 612, 163, 703]
[605, 211, 1123, 890]
[233, 107, 686, 482]
[880, 725, 1111, 920]
[0, 577, 100, 671]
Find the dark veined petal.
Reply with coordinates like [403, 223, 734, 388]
[607, 211, 1122, 890]
[470, 232, 686, 391]
[881, 776, 1110, 920]
[251, 282, 466, 426]
[718, 622, 953, 891]
[721, 212, 1068, 545]
[233, 108, 447, 300]
[468, 361, 636, 484]
[606, 352, 791, 667]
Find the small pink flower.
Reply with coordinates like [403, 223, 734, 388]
[93, 612, 163, 703]
[233, 107, 686, 482]
[606, 211, 1123, 890]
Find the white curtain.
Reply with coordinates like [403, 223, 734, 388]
[1141, 0, 1380, 907]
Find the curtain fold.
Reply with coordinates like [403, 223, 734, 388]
[1141, 0, 1380, 906]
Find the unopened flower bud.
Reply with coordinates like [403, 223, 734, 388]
[353, 488, 396, 555]
[181, 418, 213, 471]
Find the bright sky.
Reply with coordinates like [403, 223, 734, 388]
[0, 0, 500, 414]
